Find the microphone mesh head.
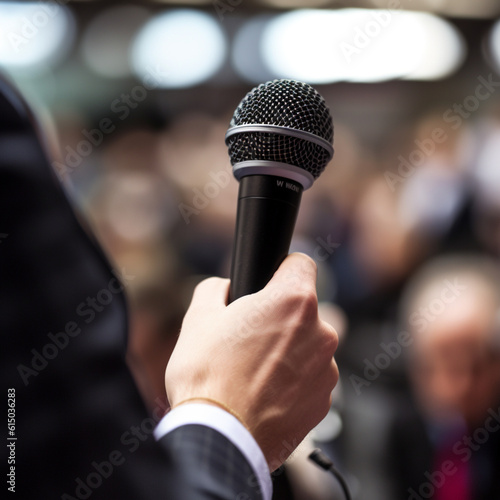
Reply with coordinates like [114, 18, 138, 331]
[226, 80, 333, 179]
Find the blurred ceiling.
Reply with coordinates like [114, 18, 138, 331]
[67, 0, 500, 18]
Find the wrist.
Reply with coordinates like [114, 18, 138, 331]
[171, 396, 250, 432]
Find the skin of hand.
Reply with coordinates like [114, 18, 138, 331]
[165, 253, 339, 470]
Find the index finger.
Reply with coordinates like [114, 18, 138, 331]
[266, 252, 318, 292]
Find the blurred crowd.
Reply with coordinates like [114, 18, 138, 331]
[47, 87, 500, 500]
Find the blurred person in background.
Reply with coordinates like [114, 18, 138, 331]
[396, 113, 476, 253]
[79, 130, 186, 409]
[470, 101, 500, 258]
[386, 255, 500, 500]
[160, 113, 238, 278]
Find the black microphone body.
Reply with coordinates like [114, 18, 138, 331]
[225, 79, 334, 303]
[230, 175, 302, 301]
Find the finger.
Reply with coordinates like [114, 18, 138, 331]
[321, 320, 339, 356]
[266, 252, 318, 292]
[187, 277, 230, 315]
[330, 357, 340, 387]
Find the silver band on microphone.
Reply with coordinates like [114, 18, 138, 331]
[232, 160, 315, 190]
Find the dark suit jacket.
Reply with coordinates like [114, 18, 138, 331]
[386, 396, 500, 500]
[0, 74, 263, 499]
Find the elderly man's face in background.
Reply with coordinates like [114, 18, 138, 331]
[410, 285, 500, 427]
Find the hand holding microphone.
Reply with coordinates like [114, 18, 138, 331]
[166, 253, 339, 470]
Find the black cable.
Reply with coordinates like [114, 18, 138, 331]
[308, 448, 352, 500]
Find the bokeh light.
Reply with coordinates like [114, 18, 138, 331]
[130, 9, 226, 88]
[261, 9, 465, 83]
[0, 1, 75, 76]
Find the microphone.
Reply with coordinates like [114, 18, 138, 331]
[225, 79, 334, 302]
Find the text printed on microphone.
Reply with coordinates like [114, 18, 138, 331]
[276, 180, 300, 192]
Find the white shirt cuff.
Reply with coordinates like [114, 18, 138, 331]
[154, 403, 271, 500]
